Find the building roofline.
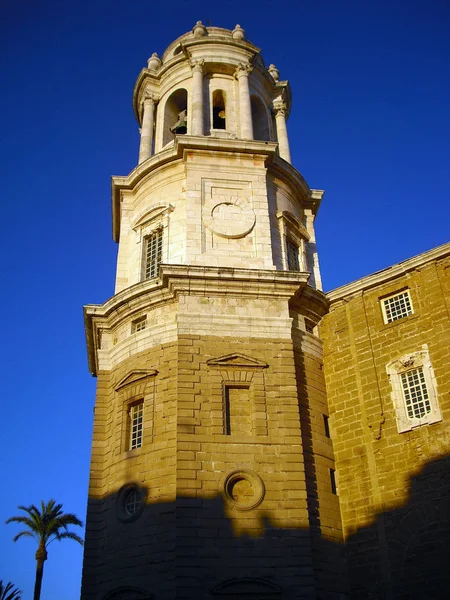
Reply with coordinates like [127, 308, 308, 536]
[326, 241, 450, 303]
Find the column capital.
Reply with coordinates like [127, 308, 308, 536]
[141, 93, 158, 109]
[273, 101, 288, 118]
[234, 62, 253, 79]
[190, 59, 204, 74]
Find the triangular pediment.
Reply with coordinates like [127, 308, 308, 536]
[207, 353, 268, 369]
[115, 369, 158, 392]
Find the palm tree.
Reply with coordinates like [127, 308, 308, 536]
[6, 500, 83, 600]
[0, 581, 22, 600]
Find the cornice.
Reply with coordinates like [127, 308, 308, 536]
[327, 241, 450, 303]
[84, 265, 313, 376]
[111, 136, 312, 242]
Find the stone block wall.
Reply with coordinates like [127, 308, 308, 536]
[320, 247, 450, 598]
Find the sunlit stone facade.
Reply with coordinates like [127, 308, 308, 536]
[81, 23, 344, 600]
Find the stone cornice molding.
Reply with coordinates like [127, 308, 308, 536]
[84, 265, 314, 375]
[111, 136, 312, 242]
[327, 242, 450, 304]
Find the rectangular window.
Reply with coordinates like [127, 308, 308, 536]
[330, 469, 337, 495]
[381, 290, 413, 324]
[224, 385, 251, 436]
[323, 415, 331, 438]
[131, 316, 147, 334]
[144, 229, 163, 280]
[286, 239, 300, 271]
[401, 367, 431, 419]
[129, 402, 143, 450]
[386, 346, 441, 433]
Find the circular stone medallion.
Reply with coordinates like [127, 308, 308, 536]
[203, 199, 255, 239]
[220, 468, 265, 511]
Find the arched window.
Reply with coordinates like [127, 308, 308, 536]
[163, 88, 188, 147]
[251, 95, 270, 141]
[211, 577, 282, 599]
[212, 89, 226, 130]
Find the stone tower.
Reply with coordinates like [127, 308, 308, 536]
[82, 23, 346, 600]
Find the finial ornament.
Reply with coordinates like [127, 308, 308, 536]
[147, 53, 161, 71]
[232, 24, 246, 41]
[193, 20, 207, 38]
[268, 64, 280, 82]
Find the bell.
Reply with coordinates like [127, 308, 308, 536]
[170, 109, 187, 134]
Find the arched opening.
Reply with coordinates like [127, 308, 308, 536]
[212, 89, 226, 130]
[251, 95, 270, 141]
[163, 88, 188, 147]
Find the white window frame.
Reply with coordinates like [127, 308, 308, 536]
[131, 315, 147, 334]
[143, 227, 163, 280]
[386, 345, 441, 433]
[129, 401, 144, 450]
[381, 290, 414, 324]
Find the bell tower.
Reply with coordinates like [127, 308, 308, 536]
[81, 22, 346, 600]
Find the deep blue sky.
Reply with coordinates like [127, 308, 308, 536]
[1, 1, 449, 597]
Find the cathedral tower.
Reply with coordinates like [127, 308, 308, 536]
[82, 23, 346, 600]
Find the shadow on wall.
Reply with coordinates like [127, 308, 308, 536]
[82, 489, 347, 600]
[346, 453, 450, 599]
[82, 454, 450, 599]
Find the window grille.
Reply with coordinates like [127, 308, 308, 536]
[401, 367, 431, 419]
[286, 240, 300, 271]
[129, 402, 143, 450]
[124, 490, 142, 516]
[131, 316, 147, 334]
[382, 291, 413, 323]
[144, 229, 163, 280]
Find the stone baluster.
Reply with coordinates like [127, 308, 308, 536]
[235, 63, 254, 140]
[190, 60, 204, 136]
[138, 94, 156, 164]
[273, 102, 291, 164]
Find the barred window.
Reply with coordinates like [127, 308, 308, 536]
[401, 367, 431, 419]
[131, 316, 147, 334]
[382, 290, 413, 324]
[129, 402, 143, 450]
[124, 489, 142, 516]
[386, 346, 441, 433]
[144, 229, 163, 280]
[286, 239, 300, 271]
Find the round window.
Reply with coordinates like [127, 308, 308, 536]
[116, 483, 145, 523]
[124, 490, 142, 516]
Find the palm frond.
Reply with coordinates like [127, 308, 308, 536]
[55, 531, 84, 545]
[12, 530, 38, 543]
[0, 580, 22, 600]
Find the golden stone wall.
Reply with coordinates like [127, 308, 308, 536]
[320, 247, 450, 598]
[82, 324, 346, 599]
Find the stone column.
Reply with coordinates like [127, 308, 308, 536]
[274, 102, 291, 164]
[138, 94, 156, 164]
[190, 60, 204, 136]
[235, 63, 254, 140]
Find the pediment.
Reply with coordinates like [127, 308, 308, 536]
[207, 353, 268, 369]
[115, 369, 158, 392]
[132, 203, 174, 230]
